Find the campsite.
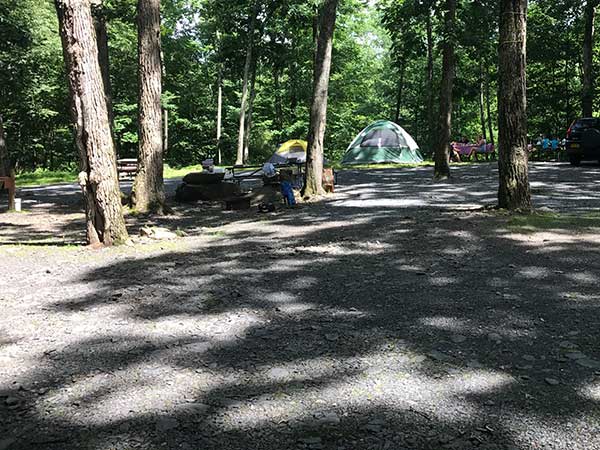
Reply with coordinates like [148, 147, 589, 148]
[2, 0, 600, 450]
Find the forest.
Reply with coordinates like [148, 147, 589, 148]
[0, 0, 595, 172]
[2, 3, 600, 448]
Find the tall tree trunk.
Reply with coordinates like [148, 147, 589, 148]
[426, 6, 435, 151]
[290, 58, 298, 117]
[312, 2, 320, 65]
[0, 114, 14, 210]
[132, 0, 165, 213]
[243, 62, 257, 164]
[55, 0, 128, 245]
[583, 0, 597, 117]
[0, 113, 12, 177]
[479, 62, 487, 141]
[485, 67, 495, 146]
[90, 0, 116, 155]
[394, 61, 406, 124]
[303, 0, 338, 198]
[564, 53, 571, 127]
[235, 3, 259, 166]
[216, 67, 223, 165]
[273, 64, 283, 130]
[498, 0, 531, 211]
[433, 0, 456, 180]
[163, 108, 168, 152]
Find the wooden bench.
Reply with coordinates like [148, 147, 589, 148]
[117, 158, 138, 179]
[0, 176, 15, 210]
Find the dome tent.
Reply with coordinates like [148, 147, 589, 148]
[342, 120, 423, 165]
[268, 140, 308, 164]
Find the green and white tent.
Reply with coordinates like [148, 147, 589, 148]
[342, 120, 423, 165]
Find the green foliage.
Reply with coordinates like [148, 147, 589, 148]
[0, 0, 72, 171]
[0, 0, 596, 172]
[508, 211, 600, 232]
[15, 169, 77, 187]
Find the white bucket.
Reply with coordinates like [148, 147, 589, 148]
[14, 198, 21, 212]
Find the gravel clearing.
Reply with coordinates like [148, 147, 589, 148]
[1, 162, 600, 450]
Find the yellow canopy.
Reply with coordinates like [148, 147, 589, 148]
[276, 140, 307, 154]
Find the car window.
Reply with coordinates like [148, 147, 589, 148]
[573, 118, 598, 130]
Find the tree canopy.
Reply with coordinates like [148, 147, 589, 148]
[0, 0, 597, 171]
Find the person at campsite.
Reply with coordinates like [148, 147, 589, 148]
[279, 169, 297, 207]
[542, 136, 550, 153]
[449, 142, 461, 163]
[475, 135, 487, 161]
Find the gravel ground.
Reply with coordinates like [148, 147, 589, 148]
[1, 162, 600, 450]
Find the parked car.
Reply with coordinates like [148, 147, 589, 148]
[565, 117, 600, 165]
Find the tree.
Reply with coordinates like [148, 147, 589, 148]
[0, 113, 12, 177]
[243, 61, 258, 162]
[132, 0, 165, 213]
[433, 0, 456, 180]
[497, 0, 531, 211]
[54, 0, 128, 245]
[303, 0, 339, 198]
[235, 2, 259, 166]
[425, 1, 435, 150]
[91, 0, 116, 151]
[0, 113, 14, 210]
[215, 31, 224, 165]
[583, 0, 598, 117]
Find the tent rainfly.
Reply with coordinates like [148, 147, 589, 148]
[342, 120, 423, 165]
[268, 140, 308, 164]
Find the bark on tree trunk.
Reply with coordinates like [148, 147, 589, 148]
[485, 67, 495, 146]
[564, 55, 571, 127]
[235, 3, 259, 166]
[216, 67, 223, 165]
[583, 0, 597, 117]
[90, 0, 116, 154]
[303, 0, 338, 198]
[243, 62, 257, 164]
[479, 63, 487, 141]
[0, 114, 14, 210]
[426, 7, 435, 151]
[394, 61, 405, 124]
[132, 0, 165, 213]
[163, 108, 168, 152]
[274, 63, 283, 129]
[498, 0, 531, 211]
[55, 0, 128, 245]
[433, 0, 456, 180]
[0, 113, 12, 177]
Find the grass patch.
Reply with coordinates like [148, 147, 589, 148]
[330, 160, 478, 170]
[16, 169, 77, 186]
[15, 160, 484, 187]
[15, 164, 205, 187]
[163, 164, 204, 179]
[509, 212, 600, 232]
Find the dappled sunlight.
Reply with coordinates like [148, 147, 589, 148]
[516, 266, 552, 280]
[419, 316, 471, 332]
[566, 271, 599, 285]
[3, 163, 600, 449]
[581, 381, 600, 402]
[428, 276, 458, 286]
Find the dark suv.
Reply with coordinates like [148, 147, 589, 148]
[566, 117, 600, 165]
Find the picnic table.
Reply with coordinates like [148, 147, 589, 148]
[227, 161, 305, 188]
[451, 142, 495, 160]
[117, 158, 138, 179]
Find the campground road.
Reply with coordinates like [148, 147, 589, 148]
[0, 161, 600, 450]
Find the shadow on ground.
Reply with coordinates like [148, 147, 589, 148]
[1, 162, 600, 449]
